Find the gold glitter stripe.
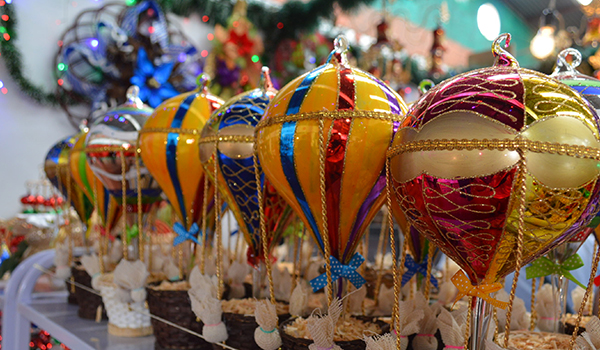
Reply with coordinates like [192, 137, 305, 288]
[387, 138, 600, 160]
[255, 110, 403, 131]
[138, 128, 201, 135]
[197, 135, 255, 144]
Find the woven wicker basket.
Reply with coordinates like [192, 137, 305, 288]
[66, 278, 78, 305]
[215, 306, 290, 350]
[496, 330, 572, 349]
[98, 273, 153, 337]
[279, 316, 390, 350]
[146, 283, 212, 350]
[71, 265, 107, 320]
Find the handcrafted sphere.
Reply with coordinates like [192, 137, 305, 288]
[199, 68, 294, 266]
[139, 76, 222, 231]
[257, 36, 408, 264]
[85, 86, 162, 207]
[389, 34, 600, 284]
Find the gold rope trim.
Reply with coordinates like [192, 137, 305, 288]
[138, 127, 200, 135]
[197, 135, 255, 144]
[387, 138, 600, 160]
[84, 145, 134, 153]
[255, 110, 403, 131]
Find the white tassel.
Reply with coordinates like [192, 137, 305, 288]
[189, 266, 219, 299]
[395, 298, 424, 350]
[572, 286, 593, 316]
[113, 259, 149, 303]
[412, 293, 438, 350]
[290, 282, 309, 317]
[485, 339, 507, 350]
[348, 286, 367, 315]
[495, 289, 529, 331]
[437, 281, 458, 306]
[254, 300, 282, 350]
[576, 316, 600, 350]
[108, 239, 123, 264]
[55, 266, 71, 280]
[81, 253, 101, 290]
[274, 265, 292, 303]
[364, 333, 397, 350]
[437, 308, 465, 349]
[53, 243, 70, 280]
[307, 297, 343, 350]
[535, 284, 560, 332]
[227, 261, 250, 299]
[189, 289, 228, 343]
[163, 258, 181, 281]
[375, 285, 394, 316]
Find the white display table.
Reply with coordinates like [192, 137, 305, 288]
[1, 249, 155, 350]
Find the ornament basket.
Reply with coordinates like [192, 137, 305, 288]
[146, 282, 211, 350]
[98, 273, 153, 337]
[279, 316, 390, 350]
[218, 302, 291, 350]
[71, 264, 107, 320]
[66, 279, 78, 305]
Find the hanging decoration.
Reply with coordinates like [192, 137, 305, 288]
[388, 33, 600, 349]
[198, 67, 294, 268]
[138, 75, 222, 241]
[256, 35, 408, 297]
[44, 134, 94, 223]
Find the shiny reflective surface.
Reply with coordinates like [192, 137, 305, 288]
[69, 131, 121, 232]
[45, 134, 93, 222]
[390, 59, 600, 284]
[85, 92, 162, 208]
[257, 54, 408, 264]
[139, 87, 222, 231]
[199, 73, 294, 266]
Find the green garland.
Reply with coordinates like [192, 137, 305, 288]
[0, 0, 373, 106]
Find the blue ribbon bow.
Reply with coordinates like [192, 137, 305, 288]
[401, 254, 438, 288]
[310, 253, 366, 292]
[173, 222, 200, 246]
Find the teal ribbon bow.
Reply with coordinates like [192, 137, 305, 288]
[309, 253, 366, 292]
[173, 222, 200, 246]
[526, 254, 585, 288]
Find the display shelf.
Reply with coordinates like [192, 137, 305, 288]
[19, 301, 155, 350]
[1, 249, 156, 350]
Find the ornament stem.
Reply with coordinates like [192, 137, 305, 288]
[260, 66, 274, 93]
[492, 33, 519, 68]
[554, 48, 582, 75]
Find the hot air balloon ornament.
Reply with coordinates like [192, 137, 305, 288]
[198, 67, 295, 299]
[70, 129, 122, 271]
[138, 74, 223, 279]
[45, 133, 94, 283]
[256, 35, 408, 305]
[45, 134, 94, 224]
[387, 34, 600, 350]
[524, 47, 600, 333]
[85, 86, 162, 261]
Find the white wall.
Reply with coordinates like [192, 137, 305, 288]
[0, 0, 212, 218]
